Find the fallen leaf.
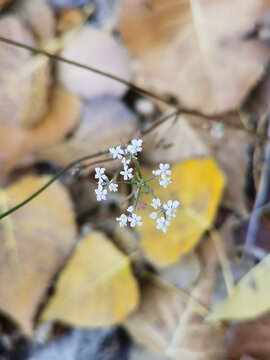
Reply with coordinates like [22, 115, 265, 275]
[160, 252, 201, 290]
[207, 252, 270, 322]
[0, 175, 77, 335]
[0, 88, 81, 173]
[142, 113, 208, 164]
[0, 15, 50, 126]
[0, 0, 11, 11]
[228, 314, 270, 360]
[118, 0, 270, 114]
[138, 158, 226, 267]
[58, 25, 132, 99]
[41, 231, 139, 328]
[124, 239, 226, 359]
[188, 114, 249, 216]
[15, 0, 56, 41]
[57, 8, 86, 32]
[38, 96, 137, 167]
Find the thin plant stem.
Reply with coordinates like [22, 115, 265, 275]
[133, 186, 142, 211]
[116, 181, 137, 185]
[143, 184, 157, 199]
[0, 150, 109, 220]
[133, 158, 142, 180]
[0, 36, 171, 107]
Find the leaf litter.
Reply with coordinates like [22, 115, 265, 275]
[0, 0, 270, 358]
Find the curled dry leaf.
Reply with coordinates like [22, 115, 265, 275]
[0, 15, 50, 126]
[142, 113, 208, 164]
[41, 231, 139, 328]
[58, 25, 132, 99]
[124, 239, 226, 359]
[0, 176, 77, 335]
[118, 0, 270, 115]
[208, 252, 270, 323]
[0, 88, 81, 174]
[138, 158, 226, 267]
[38, 97, 137, 168]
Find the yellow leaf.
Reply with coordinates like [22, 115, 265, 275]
[0, 176, 77, 335]
[139, 158, 226, 267]
[207, 253, 270, 322]
[41, 232, 139, 327]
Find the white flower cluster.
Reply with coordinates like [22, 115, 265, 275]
[152, 163, 172, 188]
[94, 167, 118, 201]
[149, 198, 180, 233]
[93, 138, 180, 232]
[116, 206, 143, 228]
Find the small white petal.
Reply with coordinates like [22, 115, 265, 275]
[149, 212, 158, 219]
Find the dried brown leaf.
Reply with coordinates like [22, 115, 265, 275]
[38, 97, 137, 167]
[0, 15, 50, 126]
[0, 88, 81, 173]
[124, 239, 226, 359]
[228, 314, 270, 360]
[119, 0, 270, 114]
[143, 113, 208, 164]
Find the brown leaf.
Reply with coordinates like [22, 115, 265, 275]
[0, 175, 77, 335]
[0, 0, 11, 11]
[0, 88, 81, 173]
[124, 239, 226, 359]
[58, 25, 132, 99]
[118, 0, 270, 115]
[15, 0, 56, 41]
[188, 114, 248, 215]
[0, 15, 50, 126]
[38, 97, 137, 167]
[228, 314, 270, 360]
[142, 113, 208, 164]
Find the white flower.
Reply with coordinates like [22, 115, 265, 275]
[121, 157, 130, 167]
[120, 166, 133, 180]
[108, 182, 118, 192]
[126, 139, 143, 155]
[156, 217, 170, 233]
[163, 200, 180, 220]
[95, 184, 107, 201]
[127, 205, 134, 213]
[152, 169, 161, 176]
[151, 198, 161, 209]
[95, 167, 107, 182]
[116, 214, 128, 227]
[159, 163, 172, 179]
[128, 213, 143, 227]
[109, 146, 124, 159]
[159, 177, 172, 188]
[149, 212, 158, 219]
[152, 163, 171, 179]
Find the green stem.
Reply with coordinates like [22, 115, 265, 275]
[133, 158, 142, 180]
[144, 177, 156, 183]
[143, 184, 157, 199]
[116, 181, 137, 185]
[0, 150, 109, 220]
[133, 186, 142, 211]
